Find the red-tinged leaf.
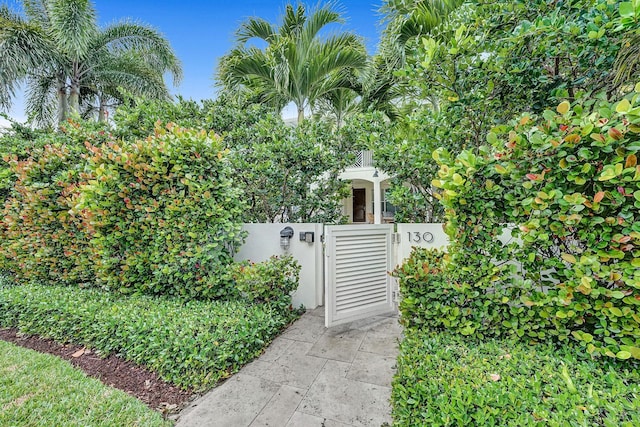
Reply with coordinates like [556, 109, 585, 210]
[594, 191, 605, 203]
[564, 134, 581, 143]
[526, 173, 539, 181]
[625, 154, 637, 168]
[608, 128, 624, 140]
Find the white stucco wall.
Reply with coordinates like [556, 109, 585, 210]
[234, 223, 324, 309]
[396, 223, 449, 266]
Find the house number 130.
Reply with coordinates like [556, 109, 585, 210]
[408, 231, 435, 243]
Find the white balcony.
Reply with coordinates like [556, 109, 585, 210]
[347, 150, 374, 169]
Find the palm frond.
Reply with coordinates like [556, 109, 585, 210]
[91, 21, 182, 84]
[236, 17, 276, 44]
[0, 5, 57, 111]
[49, 0, 98, 59]
[25, 73, 58, 127]
[23, 0, 49, 25]
[300, 2, 343, 44]
[281, 3, 306, 38]
[613, 33, 640, 88]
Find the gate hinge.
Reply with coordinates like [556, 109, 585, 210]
[392, 232, 401, 244]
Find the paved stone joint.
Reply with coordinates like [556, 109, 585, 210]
[176, 307, 402, 427]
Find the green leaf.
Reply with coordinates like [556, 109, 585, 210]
[616, 350, 631, 360]
[616, 99, 632, 114]
[557, 101, 571, 114]
[619, 2, 634, 17]
[486, 132, 498, 144]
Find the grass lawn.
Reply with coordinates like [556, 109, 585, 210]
[0, 340, 170, 427]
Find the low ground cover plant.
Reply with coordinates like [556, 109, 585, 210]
[0, 340, 170, 426]
[392, 328, 640, 426]
[0, 282, 300, 390]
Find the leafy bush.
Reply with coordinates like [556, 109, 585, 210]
[0, 283, 300, 390]
[113, 97, 352, 224]
[426, 89, 640, 359]
[396, 247, 474, 332]
[392, 328, 640, 426]
[0, 123, 110, 285]
[75, 123, 245, 298]
[230, 256, 300, 308]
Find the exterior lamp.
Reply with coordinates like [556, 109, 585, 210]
[373, 170, 379, 178]
[279, 226, 294, 250]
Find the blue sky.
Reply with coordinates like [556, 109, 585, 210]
[2, 0, 384, 123]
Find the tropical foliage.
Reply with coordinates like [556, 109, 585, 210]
[377, 0, 634, 221]
[0, 0, 181, 127]
[397, 90, 640, 360]
[112, 97, 352, 223]
[0, 121, 246, 299]
[217, 3, 366, 123]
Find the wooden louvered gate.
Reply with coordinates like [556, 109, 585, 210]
[324, 224, 396, 327]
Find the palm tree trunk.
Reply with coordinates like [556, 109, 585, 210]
[98, 95, 106, 122]
[69, 62, 81, 115]
[56, 76, 68, 125]
[69, 79, 80, 116]
[297, 106, 305, 124]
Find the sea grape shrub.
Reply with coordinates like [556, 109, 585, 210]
[395, 248, 471, 333]
[76, 124, 246, 299]
[430, 88, 640, 359]
[230, 255, 300, 309]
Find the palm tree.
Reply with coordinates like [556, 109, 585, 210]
[362, 0, 464, 118]
[0, 0, 181, 127]
[217, 3, 367, 123]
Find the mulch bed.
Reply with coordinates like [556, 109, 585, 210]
[0, 328, 197, 414]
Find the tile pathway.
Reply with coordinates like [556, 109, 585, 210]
[176, 307, 401, 427]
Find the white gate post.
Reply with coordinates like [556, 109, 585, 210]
[373, 177, 382, 224]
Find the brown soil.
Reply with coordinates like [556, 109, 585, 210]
[0, 328, 196, 414]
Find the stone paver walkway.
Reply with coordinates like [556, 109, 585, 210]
[176, 307, 401, 427]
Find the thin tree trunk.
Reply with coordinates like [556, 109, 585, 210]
[297, 106, 304, 124]
[69, 79, 80, 116]
[69, 63, 80, 115]
[98, 96, 106, 122]
[57, 76, 67, 125]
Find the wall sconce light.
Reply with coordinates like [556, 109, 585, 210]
[373, 169, 379, 178]
[279, 226, 294, 250]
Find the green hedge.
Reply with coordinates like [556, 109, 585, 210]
[0, 282, 299, 391]
[426, 90, 640, 359]
[392, 328, 640, 426]
[76, 124, 245, 298]
[0, 124, 112, 286]
[230, 255, 300, 308]
[0, 122, 245, 299]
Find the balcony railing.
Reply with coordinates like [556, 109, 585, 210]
[348, 150, 374, 168]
